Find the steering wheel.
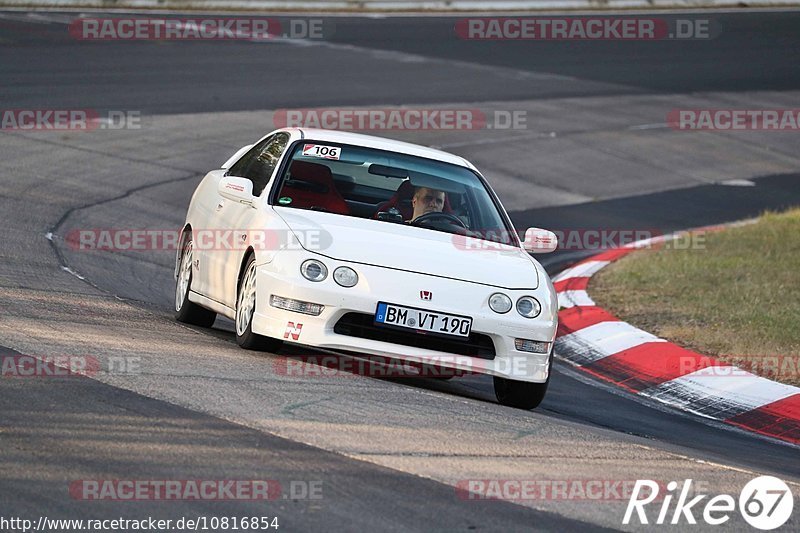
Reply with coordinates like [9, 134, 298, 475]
[411, 211, 468, 229]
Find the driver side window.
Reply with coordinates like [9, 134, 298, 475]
[227, 133, 290, 196]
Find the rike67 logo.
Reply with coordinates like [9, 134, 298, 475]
[624, 476, 794, 529]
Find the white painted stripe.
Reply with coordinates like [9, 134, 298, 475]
[644, 366, 800, 419]
[557, 290, 594, 309]
[554, 335, 602, 366]
[623, 234, 669, 249]
[556, 321, 663, 364]
[628, 123, 668, 130]
[570, 321, 664, 355]
[552, 260, 609, 282]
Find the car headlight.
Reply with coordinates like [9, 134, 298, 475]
[489, 293, 512, 314]
[516, 296, 541, 318]
[333, 266, 358, 287]
[301, 259, 328, 282]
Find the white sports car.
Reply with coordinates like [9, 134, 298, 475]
[175, 128, 559, 408]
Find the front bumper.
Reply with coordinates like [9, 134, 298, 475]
[252, 254, 558, 383]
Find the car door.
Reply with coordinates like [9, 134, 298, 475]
[186, 169, 227, 300]
[204, 132, 291, 308]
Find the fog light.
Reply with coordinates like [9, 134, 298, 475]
[270, 295, 324, 316]
[301, 259, 327, 282]
[333, 266, 358, 287]
[489, 293, 512, 314]
[516, 296, 541, 318]
[515, 339, 550, 354]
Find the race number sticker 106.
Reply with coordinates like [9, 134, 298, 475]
[302, 144, 340, 160]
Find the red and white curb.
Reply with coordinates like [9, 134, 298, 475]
[552, 226, 800, 446]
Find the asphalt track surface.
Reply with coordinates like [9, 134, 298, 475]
[3, 12, 800, 113]
[1, 9, 800, 531]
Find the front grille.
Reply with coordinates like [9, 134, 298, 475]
[334, 312, 496, 360]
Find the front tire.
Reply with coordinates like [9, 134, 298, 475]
[235, 255, 283, 352]
[493, 351, 552, 409]
[175, 239, 217, 327]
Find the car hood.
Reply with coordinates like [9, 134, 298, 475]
[274, 207, 538, 289]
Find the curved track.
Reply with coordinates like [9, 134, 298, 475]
[1, 10, 799, 530]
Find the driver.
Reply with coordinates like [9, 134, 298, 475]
[410, 187, 446, 222]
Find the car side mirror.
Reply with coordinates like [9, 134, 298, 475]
[221, 144, 254, 170]
[523, 227, 558, 253]
[218, 176, 255, 206]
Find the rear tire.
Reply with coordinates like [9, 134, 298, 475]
[175, 238, 217, 327]
[493, 351, 552, 409]
[235, 255, 283, 352]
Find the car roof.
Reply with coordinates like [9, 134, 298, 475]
[284, 128, 476, 171]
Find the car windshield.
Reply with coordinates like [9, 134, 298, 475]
[272, 141, 517, 245]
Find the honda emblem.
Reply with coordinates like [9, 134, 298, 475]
[420, 290, 432, 301]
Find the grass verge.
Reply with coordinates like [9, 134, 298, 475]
[590, 208, 800, 386]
